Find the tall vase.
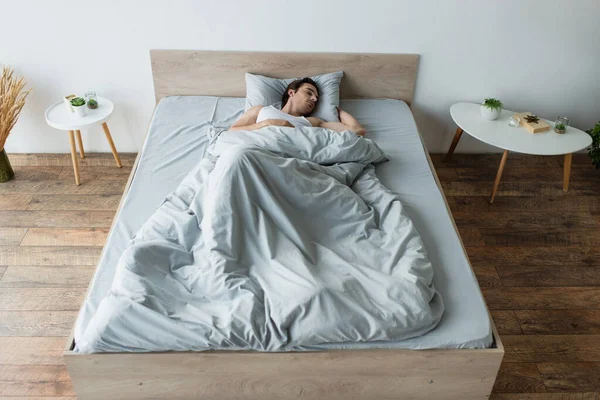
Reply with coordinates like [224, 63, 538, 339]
[0, 148, 15, 182]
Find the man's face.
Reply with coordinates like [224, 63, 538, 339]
[289, 83, 319, 116]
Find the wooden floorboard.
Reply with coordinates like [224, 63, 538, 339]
[0, 194, 33, 211]
[0, 266, 95, 288]
[0, 211, 116, 228]
[20, 228, 109, 247]
[0, 246, 102, 265]
[0, 152, 599, 398]
[27, 194, 121, 211]
[493, 362, 547, 393]
[0, 311, 77, 336]
[7, 153, 137, 167]
[0, 228, 28, 245]
[502, 335, 600, 362]
[495, 265, 600, 287]
[537, 363, 600, 392]
[490, 393, 599, 399]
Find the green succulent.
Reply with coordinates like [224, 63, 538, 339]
[87, 99, 98, 109]
[555, 123, 565, 131]
[482, 98, 503, 111]
[586, 121, 600, 169]
[70, 97, 86, 107]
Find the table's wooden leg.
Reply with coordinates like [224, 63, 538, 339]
[75, 130, 85, 159]
[489, 150, 509, 204]
[563, 153, 572, 192]
[68, 130, 81, 185]
[101, 122, 122, 168]
[444, 127, 464, 161]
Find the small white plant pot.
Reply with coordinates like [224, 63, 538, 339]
[480, 105, 501, 121]
[72, 105, 87, 118]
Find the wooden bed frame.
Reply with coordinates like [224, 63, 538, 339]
[64, 50, 503, 399]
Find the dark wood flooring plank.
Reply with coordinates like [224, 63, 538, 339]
[0, 288, 85, 311]
[572, 181, 600, 196]
[457, 227, 486, 246]
[27, 194, 121, 211]
[497, 265, 600, 287]
[453, 212, 597, 230]
[490, 393, 599, 399]
[467, 247, 600, 267]
[502, 335, 600, 362]
[0, 180, 126, 195]
[493, 362, 547, 393]
[516, 310, 600, 335]
[432, 167, 458, 182]
[0, 266, 95, 288]
[0, 228, 27, 245]
[0, 246, 101, 266]
[483, 287, 600, 310]
[20, 228, 109, 247]
[570, 168, 600, 182]
[10, 166, 62, 181]
[473, 265, 503, 287]
[0, 194, 33, 211]
[0, 311, 76, 336]
[456, 167, 561, 182]
[491, 311, 523, 335]
[432, 154, 562, 168]
[431, 153, 591, 168]
[0, 337, 68, 364]
[537, 363, 600, 392]
[450, 196, 600, 213]
[8, 152, 136, 167]
[0, 211, 115, 228]
[58, 166, 133, 180]
[442, 181, 576, 197]
[481, 230, 600, 247]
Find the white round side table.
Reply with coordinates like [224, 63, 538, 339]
[446, 102, 592, 204]
[45, 96, 122, 185]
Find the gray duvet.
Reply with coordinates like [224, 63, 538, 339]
[77, 126, 444, 353]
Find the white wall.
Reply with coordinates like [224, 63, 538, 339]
[2, 0, 599, 154]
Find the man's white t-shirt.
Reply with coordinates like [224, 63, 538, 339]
[256, 105, 313, 128]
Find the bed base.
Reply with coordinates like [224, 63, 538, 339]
[64, 50, 503, 399]
[64, 341, 503, 399]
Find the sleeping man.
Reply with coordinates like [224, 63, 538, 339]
[229, 77, 367, 136]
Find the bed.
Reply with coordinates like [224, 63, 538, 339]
[64, 50, 503, 399]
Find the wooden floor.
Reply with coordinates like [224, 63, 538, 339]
[0, 152, 599, 399]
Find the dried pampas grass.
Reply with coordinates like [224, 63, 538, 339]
[0, 66, 31, 151]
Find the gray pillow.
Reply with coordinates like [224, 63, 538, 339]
[244, 71, 343, 122]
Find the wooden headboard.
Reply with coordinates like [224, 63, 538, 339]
[150, 50, 419, 104]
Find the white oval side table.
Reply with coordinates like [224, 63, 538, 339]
[446, 102, 592, 203]
[45, 96, 122, 185]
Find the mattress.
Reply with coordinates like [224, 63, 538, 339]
[73, 96, 492, 352]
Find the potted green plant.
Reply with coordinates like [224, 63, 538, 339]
[87, 98, 98, 109]
[70, 97, 87, 118]
[554, 123, 566, 134]
[586, 122, 600, 169]
[480, 98, 503, 120]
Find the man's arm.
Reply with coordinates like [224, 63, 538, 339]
[229, 105, 293, 131]
[308, 108, 366, 136]
[229, 106, 265, 131]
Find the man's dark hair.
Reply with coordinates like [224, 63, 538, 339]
[281, 77, 319, 108]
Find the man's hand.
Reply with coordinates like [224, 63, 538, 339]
[261, 119, 293, 128]
[314, 108, 366, 136]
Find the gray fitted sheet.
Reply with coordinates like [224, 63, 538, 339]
[73, 96, 492, 352]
